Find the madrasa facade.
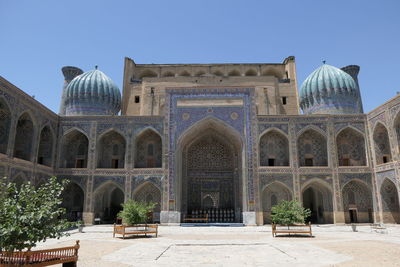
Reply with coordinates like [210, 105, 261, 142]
[1, 56, 400, 226]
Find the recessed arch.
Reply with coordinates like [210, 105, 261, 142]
[195, 70, 206, 76]
[133, 181, 161, 223]
[139, 70, 158, 79]
[380, 178, 400, 223]
[93, 181, 124, 223]
[134, 128, 162, 168]
[259, 129, 289, 166]
[37, 125, 54, 167]
[393, 111, 400, 154]
[298, 128, 328, 167]
[342, 179, 373, 223]
[212, 70, 224, 76]
[162, 71, 175, 77]
[178, 70, 191, 77]
[302, 179, 333, 224]
[61, 181, 84, 222]
[13, 112, 35, 161]
[97, 130, 126, 168]
[59, 129, 89, 168]
[261, 182, 292, 224]
[228, 69, 241, 76]
[373, 122, 392, 164]
[261, 68, 283, 79]
[0, 97, 11, 154]
[336, 127, 366, 166]
[245, 69, 257, 76]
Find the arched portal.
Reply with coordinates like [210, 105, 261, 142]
[37, 126, 54, 167]
[298, 129, 328, 167]
[0, 98, 11, 154]
[178, 118, 243, 223]
[13, 112, 35, 161]
[93, 183, 124, 223]
[259, 130, 289, 166]
[97, 131, 126, 168]
[373, 123, 392, 164]
[134, 129, 162, 168]
[336, 128, 366, 166]
[302, 181, 333, 224]
[261, 182, 292, 224]
[133, 182, 161, 223]
[61, 182, 84, 222]
[59, 130, 89, 168]
[380, 179, 400, 223]
[342, 180, 373, 223]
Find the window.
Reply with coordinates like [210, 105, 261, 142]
[268, 158, 275, 166]
[112, 159, 119, 169]
[282, 97, 287, 105]
[135, 96, 140, 103]
[75, 159, 85, 168]
[305, 158, 313, 166]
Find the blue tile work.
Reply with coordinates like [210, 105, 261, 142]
[93, 176, 125, 191]
[166, 87, 257, 204]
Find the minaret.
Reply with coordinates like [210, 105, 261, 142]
[341, 65, 364, 113]
[59, 66, 83, 115]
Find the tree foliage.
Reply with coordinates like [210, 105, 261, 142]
[0, 177, 76, 252]
[117, 200, 155, 225]
[271, 200, 311, 225]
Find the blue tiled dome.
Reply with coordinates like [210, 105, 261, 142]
[299, 64, 360, 114]
[64, 69, 121, 116]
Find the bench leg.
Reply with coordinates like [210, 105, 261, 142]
[63, 261, 76, 267]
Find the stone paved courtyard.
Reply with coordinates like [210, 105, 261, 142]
[36, 225, 400, 267]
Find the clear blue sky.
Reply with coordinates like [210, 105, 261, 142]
[1, 0, 399, 113]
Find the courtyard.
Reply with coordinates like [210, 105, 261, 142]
[36, 224, 400, 267]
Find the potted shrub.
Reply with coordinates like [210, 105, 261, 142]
[271, 200, 311, 226]
[117, 200, 155, 226]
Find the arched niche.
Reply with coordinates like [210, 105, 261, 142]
[297, 129, 328, 167]
[178, 70, 191, 77]
[261, 182, 292, 224]
[336, 128, 366, 166]
[134, 129, 162, 168]
[162, 71, 175, 77]
[245, 69, 257, 76]
[380, 178, 400, 224]
[228, 70, 241, 77]
[140, 70, 158, 79]
[342, 180, 373, 223]
[394, 112, 400, 153]
[302, 181, 333, 224]
[61, 182, 84, 222]
[373, 123, 392, 164]
[59, 130, 89, 168]
[37, 126, 54, 167]
[0, 98, 11, 154]
[133, 182, 161, 223]
[212, 70, 223, 76]
[93, 182, 124, 223]
[13, 112, 35, 161]
[259, 130, 289, 166]
[97, 131, 126, 169]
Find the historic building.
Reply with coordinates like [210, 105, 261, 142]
[1, 56, 399, 225]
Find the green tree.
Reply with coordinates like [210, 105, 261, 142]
[118, 200, 155, 225]
[271, 200, 311, 225]
[0, 177, 76, 252]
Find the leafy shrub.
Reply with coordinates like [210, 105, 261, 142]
[0, 177, 76, 252]
[271, 200, 311, 225]
[117, 200, 155, 225]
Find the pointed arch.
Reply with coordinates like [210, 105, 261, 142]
[134, 128, 162, 168]
[212, 70, 224, 76]
[139, 70, 158, 79]
[97, 130, 126, 168]
[336, 127, 366, 166]
[380, 178, 400, 223]
[178, 70, 191, 77]
[37, 125, 54, 167]
[259, 129, 289, 166]
[61, 181, 84, 222]
[261, 181, 292, 224]
[0, 97, 11, 154]
[228, 69, 241, 76]
[302, 179, 333, 224]
[195, 70, 206, 76]
[373, 122, 392, 164]
[162, 71, 175, 77]
[393, 110, 400, 154]
[133, 181, 161, 222]
[342, 179, 373, 223]
[59, 129, 89, 168]
[13, 112, 35, 161]
[93, 181, 124, 223]
[245, 69, 257, 76]
[297, 128, 328, 167]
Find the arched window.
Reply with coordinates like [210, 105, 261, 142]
[59, 130, 89, 168]
[336, 128, 366, 166]
[0, 98, 11, 154]
[97, 131, 126, 169]
[13, 112, 35, 161]
[298, 129, 328, 167]
[37, 126, 54, 166]
[135, 129, 162, 168]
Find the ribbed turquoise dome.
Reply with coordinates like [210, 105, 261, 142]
[299, 64, 360, 114]
[64, 69, 121, 116]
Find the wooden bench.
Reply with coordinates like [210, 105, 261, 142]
[0, 240, 80, 267]
[113, 224, 158, 239]
[272, 223, 312, 237]
[183, 214, 209, 223]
